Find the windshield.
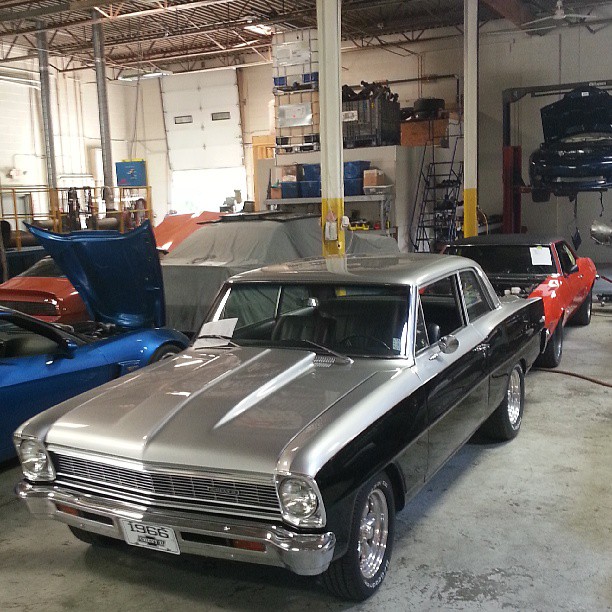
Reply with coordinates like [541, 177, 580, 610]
[560, 132, 612, 144]
[19, 257, 64, 278]
[198, 282, 411, 358]
[449, 245, 556, 276]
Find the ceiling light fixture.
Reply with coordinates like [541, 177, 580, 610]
[244, 24, 273, 36]
[117, 69, 172, 81]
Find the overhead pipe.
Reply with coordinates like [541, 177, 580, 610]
[36, 24, 58, 189]
[91, 10, 115, 209]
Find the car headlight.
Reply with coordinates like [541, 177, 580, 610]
[17, 438, 55, 481]
[276, 475, 325, 528]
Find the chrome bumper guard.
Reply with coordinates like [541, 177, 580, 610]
[16, 480, 335, 576]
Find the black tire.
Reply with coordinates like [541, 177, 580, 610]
[535, 323, 563, 368]
[531, 188, 551, 203]
[570, 289, 592, 326]
[322, 473, 395, 601]
[68, 526, 116, 547]
[481, 363, 524, 441]
[149, 344, 181, 364]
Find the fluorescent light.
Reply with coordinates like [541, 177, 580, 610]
[118, 69, 172, 81]
[244, 24, 273, 36]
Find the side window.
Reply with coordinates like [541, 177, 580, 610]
[459, 270, 493, 322]
[555, 243, 576, 274]
[419, 275, 465, 341]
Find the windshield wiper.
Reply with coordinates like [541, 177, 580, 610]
[285, 339, 353, 365]
[194, 334, 239, 347]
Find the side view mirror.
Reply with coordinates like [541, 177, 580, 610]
[439, 334, 459, 354]
[59, 338, 78, 358]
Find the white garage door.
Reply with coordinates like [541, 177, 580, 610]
[162, 70, 243, 170]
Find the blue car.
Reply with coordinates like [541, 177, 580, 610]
[0, 222, 188, 461]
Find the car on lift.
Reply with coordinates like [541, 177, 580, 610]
[447, 234, 597, 368]
[529, 86, 612, 201]
[0, 221, 188, 462]
[15, 254, 543, 600]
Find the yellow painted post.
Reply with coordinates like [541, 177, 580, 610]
[317, 0, 345, 257]
[463, 0, 479, 238]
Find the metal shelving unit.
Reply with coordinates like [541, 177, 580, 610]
[264, 193, 393, 235]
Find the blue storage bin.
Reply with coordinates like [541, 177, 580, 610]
[281, 181, 301, 198]
[301, 181, 321, 198]
[302, 164, 321, 182]
[344, 178, 363, 196]
[343, 160, 370, 179]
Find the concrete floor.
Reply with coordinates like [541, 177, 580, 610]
[1, 308, 610, 611]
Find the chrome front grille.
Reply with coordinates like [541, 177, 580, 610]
[51, 453, 280, 517]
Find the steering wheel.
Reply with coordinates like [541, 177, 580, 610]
[337, 334, 391, 351]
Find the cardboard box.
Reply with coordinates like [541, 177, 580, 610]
[401, 117, 448, 147]
[280, 164, 303, 182]
[270, 186, 282, 199]
[363, 169, 386, 186]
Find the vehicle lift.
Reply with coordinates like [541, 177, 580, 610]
[501, 78, 612, 233]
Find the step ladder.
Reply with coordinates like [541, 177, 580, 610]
[412, 135, 463, 252]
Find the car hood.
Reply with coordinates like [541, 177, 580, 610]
[541, 86, 612, 143]
[42, 346, 384, 475]
[26, 221, 164, 329]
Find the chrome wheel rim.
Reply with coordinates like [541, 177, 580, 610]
[358, 487, 389, 579]
[507, 368, 522, 427]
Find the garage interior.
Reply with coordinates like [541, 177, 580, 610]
[0, 0, 611, 609]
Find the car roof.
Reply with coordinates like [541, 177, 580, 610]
[451, 234, 564, 247]
[228, 253, 479, 287]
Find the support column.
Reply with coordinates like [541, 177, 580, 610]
[317, 0, 344, 257]
[92, 11, 114, 209]
[36, 24, 57, 189]
[463, 0, 478, 237]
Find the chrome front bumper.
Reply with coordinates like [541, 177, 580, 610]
[16, 480, 335, 576]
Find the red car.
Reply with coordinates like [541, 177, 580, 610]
[0, 212, 220, 324]
[447, 235, 597, 368]
[154, 211, 220, 254]
[0, 257, 88, 324]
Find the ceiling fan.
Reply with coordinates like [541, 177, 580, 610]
[522, 1, 599, 27]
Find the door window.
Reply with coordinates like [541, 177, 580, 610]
[419, 275, 465, 341]
[459, 270, 493, 322]
[555, 242, 577, 274]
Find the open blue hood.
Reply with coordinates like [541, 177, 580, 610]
[541, 86, 612, 143]
[26, 221, 165, 329]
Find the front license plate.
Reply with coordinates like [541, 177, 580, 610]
[120, 519, 180, 555]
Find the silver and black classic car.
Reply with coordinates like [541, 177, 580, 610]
[14, 254, 544, 601]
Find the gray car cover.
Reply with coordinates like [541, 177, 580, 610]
[162, 216, 399, 334]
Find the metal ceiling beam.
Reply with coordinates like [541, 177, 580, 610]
[480, 0, 535, 28]
[0, 1, 103, 22]
[0, 0, 238, 28]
